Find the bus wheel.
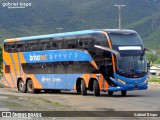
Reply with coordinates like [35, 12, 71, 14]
[81, 79, 87, 96]
[27, 79, 35, 93]
[108, 91, 113, 96]
[93, 80, 100, 96]
[121, 91, 127, 96]
[18, 79, 27, 93]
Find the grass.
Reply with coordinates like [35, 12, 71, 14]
[148, 75, 160, 83]
[4, 101, 22, 107]
[27, 97, 60, 105]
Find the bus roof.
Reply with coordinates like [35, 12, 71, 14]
[4, 29, 136, 42]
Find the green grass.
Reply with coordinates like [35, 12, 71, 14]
[4, 101, 22, 107]
[27, 97, 60, 105]
[148, 75, 160, 83]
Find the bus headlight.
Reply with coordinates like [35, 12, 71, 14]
[118, 79, 126, 84]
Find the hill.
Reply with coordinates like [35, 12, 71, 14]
[0, 0, 160, 49]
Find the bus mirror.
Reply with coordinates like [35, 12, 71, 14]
[145, 48, 158, 61]
[94, 45, 121, 61]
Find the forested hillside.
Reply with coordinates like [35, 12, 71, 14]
[0, 0, 160, 49]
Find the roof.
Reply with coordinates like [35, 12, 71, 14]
[103, 29, 137, 34]
[4, 29, 136, 42]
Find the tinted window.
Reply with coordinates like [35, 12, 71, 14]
[5, 65, 10, 73]
[16, 42, 26, 52]
[50, 38, 64, 49]
[22, 61, 96, 74]
[4, 42, 15, 53]
[64, 39, 78, 49]
[108, 33, 142, 46]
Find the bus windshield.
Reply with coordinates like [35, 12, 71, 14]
[117, 55, 147, 77]
[108, 32, 143, 46]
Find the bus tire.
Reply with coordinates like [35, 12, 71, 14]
[81, 79, 87, 96]
[93, 80, 100, 96]
[18, 79, 27, 93]
[108, 91, 113, 96]
[27, 79, 35, 93]
[121, 91, 127, 96]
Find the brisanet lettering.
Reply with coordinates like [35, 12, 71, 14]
[30, 54, 47, 61]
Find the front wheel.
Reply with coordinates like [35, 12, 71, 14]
[93, 80, 100, 96]
[121, 91, 127, 96]
[18, 79, 27, 93]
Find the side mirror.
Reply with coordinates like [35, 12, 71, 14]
[94, 45, 121, 61]
[145, 48, 158, 61]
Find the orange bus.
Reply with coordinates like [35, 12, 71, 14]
[3, 29, 149, 96]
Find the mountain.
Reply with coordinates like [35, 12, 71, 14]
[0, 0, 160, 49]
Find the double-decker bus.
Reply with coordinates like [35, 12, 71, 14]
[3, 29, 149, 96]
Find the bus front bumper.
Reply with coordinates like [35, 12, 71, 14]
[107, 77, 148, 92]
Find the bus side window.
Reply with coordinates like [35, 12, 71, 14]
[6, 43, 15, 53]
[38, 43, 43, 51]
[4, 43, 9, 52]
[32, 43, 38, 51]
[46, 63, 53, 73]
[65, 40, 77, 49]
[5, 65, 10, 73]
[27, 41, 38, 51]
[38, 39, 50, 51]
[50, 42, 57, 49]
[50, 41, 63, 49]
[43, 43, 50, 50]
[16, 42, 26, 52]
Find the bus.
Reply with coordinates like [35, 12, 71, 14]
[3, 29, 149, 96]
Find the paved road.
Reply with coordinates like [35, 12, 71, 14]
[0, 84, 159, 119]
[59, 84, 160, 111]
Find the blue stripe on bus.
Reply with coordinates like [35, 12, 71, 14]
[3, 75, 10, 87]
[23, 50, 92, 63]
[17, 52, 22, 77]
[3, 60, 16, 87]
[10, 53, 18, 81]
[34, 74, 82, 89]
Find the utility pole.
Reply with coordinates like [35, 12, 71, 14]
[56, 28, 63, 33]
[114, 4, 126, 30]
